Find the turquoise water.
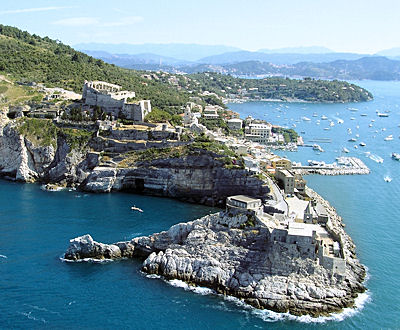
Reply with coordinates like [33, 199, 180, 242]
[0, 80, 399, 329]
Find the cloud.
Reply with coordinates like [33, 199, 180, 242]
[52, 17, 100, 27]
[102, 16, 144, 27]
[0, 6, 75, 15]
[52, 16, 144, 28]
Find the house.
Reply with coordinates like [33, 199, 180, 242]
[227, 118, 243, 130]
[244, 123, 272, 144]
[275, 169, 295, 194]
[226, 195, 263, 215]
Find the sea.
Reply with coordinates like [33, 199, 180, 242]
[1, 80, 399, 329]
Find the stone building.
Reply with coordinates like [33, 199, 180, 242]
[227, 118, 243, 130]
[226, 195, 263, 215]
[244, 123, 272, 144]
[82, 80, 151, 121]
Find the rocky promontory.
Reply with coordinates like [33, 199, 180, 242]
[64, 193, 366, 317]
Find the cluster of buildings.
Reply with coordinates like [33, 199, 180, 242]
[226, 194, 346, 276]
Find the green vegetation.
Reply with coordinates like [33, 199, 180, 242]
[59, 128, 93, 150]
[16, 118, 58, 148]
[272, 127, 299, 143]
[188, 72, 373, 103]
[0, 80, 43, 106]
[0, 24, 190, 114]
[16, 117, 92, 149]
[199, 117, 230, 134]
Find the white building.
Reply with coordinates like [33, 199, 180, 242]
[245, 123, 272, 144]
[227, 118, 243, 130]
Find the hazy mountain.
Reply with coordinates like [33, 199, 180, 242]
[198, 51, 369, 65]
[258, 46, 332, 54]
[81, 50, 191, 67]
[376, 47, 400, 57]
[74, 43, 242, 62]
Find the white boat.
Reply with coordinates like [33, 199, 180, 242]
[356, 134, 360, 138]
[348, 137, 357, 142]
[384, 176, 392, 182]
[302, 116, 311, 121]
[392, 152, 400, 160]
[337, 118, 344, 124]
[384, 135, 394, 141]
[347, 128, 352, 134]
[377, 112, 389, 117]
[321, 115, 328, 120]
[131, 206, 143, 213]
[324, 127, 330, 131]
[369, 124, 373, 127]
[312, 113, 318, 117]
[350, 117, 356, 120]
[361, 114, 368, 117]
[329, 121, 335, 127]
[312, 144, 324, 152]
[359, 142, 366, 147]
[348, 107, 358, 111]
[354, 145, 358, 149]
[342, 147, 350, 153]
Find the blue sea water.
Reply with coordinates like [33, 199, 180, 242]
[0, 80, 399, 329]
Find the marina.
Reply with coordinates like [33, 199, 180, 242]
[292, 157, 370, 175]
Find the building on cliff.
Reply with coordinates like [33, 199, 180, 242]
[82, 80, 151, 121]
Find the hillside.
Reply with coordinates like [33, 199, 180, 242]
[0, 25, 190, 113]
[0, 24, 372, 106]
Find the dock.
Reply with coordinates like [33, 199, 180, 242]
[292, 157, 370, 176]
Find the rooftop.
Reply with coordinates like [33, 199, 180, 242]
[229, 195, 261, 204]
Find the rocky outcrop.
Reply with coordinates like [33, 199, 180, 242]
[81, 153, 269, 206]
[64, 206, 366, 317]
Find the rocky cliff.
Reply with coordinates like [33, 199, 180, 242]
[0, 117, 269, 205]
[64, 200, 366, 317]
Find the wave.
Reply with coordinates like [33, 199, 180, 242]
[59, 256, 114, 264]
[146, 273, 371, 323]
[17, 311, 47, 324]
[0, 254, 7, 259]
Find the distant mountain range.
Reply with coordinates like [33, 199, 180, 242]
[75, 43, 400, 80]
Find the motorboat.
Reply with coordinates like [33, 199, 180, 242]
[391, 152, 400, 160]
[359, 142, 366, 147]
[342, 147, 350, 153]
[131, 206, 144, 212]
[301, 116, 311, 121]
[384, 176, 392, 182]
[321, 115, 328, 120]
[348, 137, 357, 142]
[377, 112, 389, 117]
[313, 144, 324, 152]
[384, 135, 394, 141]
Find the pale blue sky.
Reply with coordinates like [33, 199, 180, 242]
[1, 0, 399, 53]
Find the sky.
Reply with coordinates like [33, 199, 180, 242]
[1, 0, 400, 54]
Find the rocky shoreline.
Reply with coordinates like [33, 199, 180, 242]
[63, 188, 366, 317]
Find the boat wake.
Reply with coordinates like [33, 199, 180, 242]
[0, 254, 7, 259]
[365, 152, 384, 163]
[59, 256, 115, 263]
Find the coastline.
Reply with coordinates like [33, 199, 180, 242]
[63, 184, 367, 318]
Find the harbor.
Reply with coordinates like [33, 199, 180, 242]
[292, 157, 370, 175]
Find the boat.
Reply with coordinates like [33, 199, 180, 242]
[312, 113, 318, 117]
[392, 152, 400, 160]
[329, 121, 335, 127]
[354, 145, 358, 149]
[359, 142, 366, 147]
[377, 112, 389, 117]
[384, 176, 392, 182]
[348, 107, 358, 111]
[308, 160, 326, 166]
[369, 124, 373, 127]
[350, 117, 356, 120]
[321, 115, 328, 120]
[337, 118, 344, 124]
[342, 147, 350, 153]
[312, 144, 324, 152]
[301, 116, 311, 121]
[131, 206, 143, 212]
[324, 127, 330, 131]
[384, 135, 394, 141]
[347, 128, 352, 134]
[361, 114, 368, 117]
[348, 138, 357, 142]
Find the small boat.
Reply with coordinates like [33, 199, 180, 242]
[348, 138, 357, 142]
[347, 128, 352, 134]
[384, 135, 393, 141]
[348, 107, 358, 111]
[131, 206, 143, 213]
[377, 112, 389, 117]
[342, 147, 350, 153]
[382, 128, 386, 131]
[359, 142, 366, 147]
[354, 145, 358, 149]
[324, 127, 330, 131]
[384, 176, 392, 182]
[321, 115, 328, 120]
[392, 152, 400, 160]
[312, 113, 318, 117]
[302, 116, 311, 121]
[350, 117, 356, 120]
[337, 118, 344, 124]
[361, 114, 368, 117]
[313, 144, 324, 152]
[356, 134, 360, 138]
[371, 119, 375, 122]
[369, 124, 373, 127]
[329, 121, 335, 127]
